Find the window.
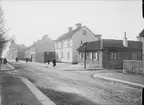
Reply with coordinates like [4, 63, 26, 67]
[67, 40, 70, 47]
[86, 52, 90, 59]
[80, 52, 84, 59]
[92, 52, 99, 60]
[68, 52, 70, 59]
[58, 42, 60, 48]
[109, 52, 117, 60]
[61, 42, 64, 48]
[132, 53, 137, 60]
[61, 52, 63, 58]
[90, 52, 92, 59]
[56, 53, 59, 59]
[83, 30, 87, 35]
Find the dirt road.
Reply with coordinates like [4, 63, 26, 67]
[8, 62, 142, 105]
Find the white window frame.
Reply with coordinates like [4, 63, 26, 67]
[67, 40, 70, 47]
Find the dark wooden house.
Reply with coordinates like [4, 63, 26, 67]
[77, 39, 142, 69]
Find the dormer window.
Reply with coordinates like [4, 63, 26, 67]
[83, 30, 87, 35]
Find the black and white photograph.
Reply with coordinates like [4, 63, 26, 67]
[0, 0, 144, 105]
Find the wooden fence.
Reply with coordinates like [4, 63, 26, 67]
[123, 60, 144, 75]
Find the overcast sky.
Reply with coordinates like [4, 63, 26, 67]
[1, 0, 144, 47]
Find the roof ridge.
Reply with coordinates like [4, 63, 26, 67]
[56, 26, 83, 41]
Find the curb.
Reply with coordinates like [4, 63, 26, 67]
[93, 74, 144, 88]
[20, 77, 55, 105]
[7, 63, 15, 70]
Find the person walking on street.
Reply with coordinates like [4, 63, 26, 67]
[15, 57, 19, 62]
[3, 58, 7, 64]
[52, 58, 56, 67]
[47, 59, 50, 65]
[26, 58, 28, 63]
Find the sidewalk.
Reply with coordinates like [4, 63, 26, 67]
[0, 63, 55, 105]
[28, 61, 103, 71]
[0, 63, 15, 71]
[93, 71, 144, 88]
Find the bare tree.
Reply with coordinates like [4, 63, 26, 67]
[0, 6, 11, 57]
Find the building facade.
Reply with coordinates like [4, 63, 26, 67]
[25, 35, 55, 63]
[77, 38, 142, 69]
[55, 23, 101, 64]
[17, 44, 27, 60]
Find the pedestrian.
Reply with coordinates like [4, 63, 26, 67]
[52, 58, 56, 67]
[15, 58, 16, 62]
[15, 57, 19, 62]
[26, 58, 28, 63]
[3, 58, 7, 64]
[0, 57, 2, 64]
[47, 59, 50, 65]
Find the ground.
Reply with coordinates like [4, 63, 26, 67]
[7, 61, 142, 105]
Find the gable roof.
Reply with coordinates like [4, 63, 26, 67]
[55, 27, 82, 42]
[103, 39, 142, 49]
[77, 40, 101, 51]
[139, 29, 144, 37]
[77, 39, 142, 52]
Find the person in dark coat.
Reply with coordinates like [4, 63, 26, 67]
[0, 58, 2, 64]
[15, 57, 19, 62]
[47, 60, 50, 65]
[52, 58, 56, 67]
[26, 58, 28, 63]
[3, 58, 7, 64]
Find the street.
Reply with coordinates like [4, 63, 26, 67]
[8, 61, 142, 105]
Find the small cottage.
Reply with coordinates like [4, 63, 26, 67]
[77, 38, 142, 69]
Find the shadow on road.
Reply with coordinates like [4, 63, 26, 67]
[37, 86, 101, 105]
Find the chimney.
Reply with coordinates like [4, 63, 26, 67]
[76, 23, 82, 29]
[123, 32, 128, 47]
[95, 34, 102, 41]
[68, 27, 73, 32]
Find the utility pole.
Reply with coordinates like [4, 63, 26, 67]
[84, 43, 86, 69]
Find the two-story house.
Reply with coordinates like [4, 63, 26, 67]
[55, 23, 102, 64]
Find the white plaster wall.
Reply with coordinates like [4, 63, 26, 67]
[55, 47, 72, 62]
[72, 26, 99, 63]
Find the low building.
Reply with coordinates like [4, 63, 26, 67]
[25, 45, 36, 62]
[25, 35, 55, 63]
[77, 35, 142, 69]
[55, 23, 101, 64]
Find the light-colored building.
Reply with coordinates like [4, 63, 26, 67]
[25, 35, 55, 63]
[55, 23, 102, 64]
